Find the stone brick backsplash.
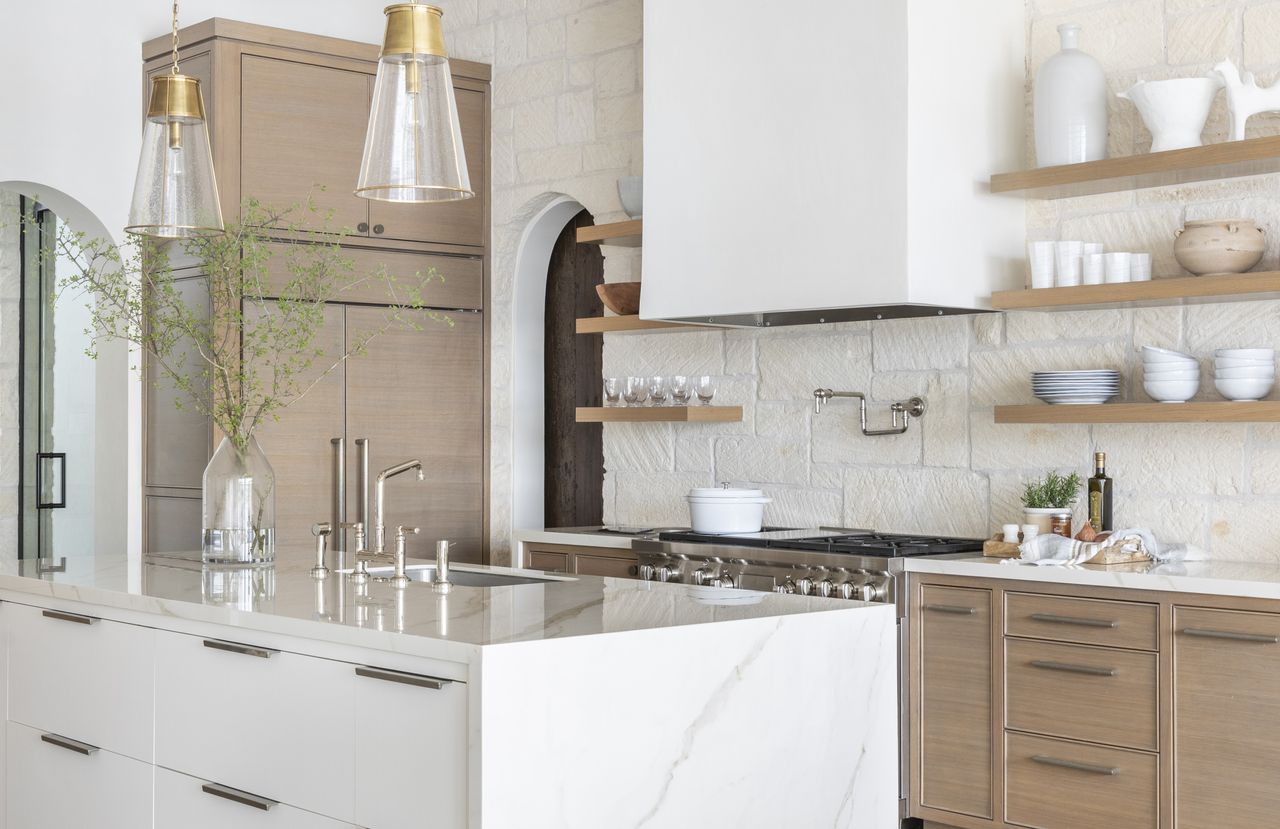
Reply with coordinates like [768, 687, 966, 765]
[600, 0, 1280, 561]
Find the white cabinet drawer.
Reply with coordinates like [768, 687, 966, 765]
[156, 767, 356, 829]
[354, 665, 469, 829]
[6, 720, 153, 829]
[7, 601, 155, 761]
[155, 630, 356, 821]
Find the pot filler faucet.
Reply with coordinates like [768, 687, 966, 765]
[813, 388, 926, 436]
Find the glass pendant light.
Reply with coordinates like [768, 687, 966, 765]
[126, 1, 223, 237]
[356, 3, 473, 203]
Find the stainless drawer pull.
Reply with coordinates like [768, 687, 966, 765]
[1031, 755, 1119, 776]
[203, 639, 279, 659]
[201, 782, 278, 811]
[1030, 659, 1117, 677]
[356, 665, 451, 690]
[42, 609, 96, 625]
[1029, 612, 1118, 629]
[1182, 627, 1279, 644]
[924, 604, 977, 615]
[40, 733, 99, 756]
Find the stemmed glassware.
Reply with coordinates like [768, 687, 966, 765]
[669, 375, 690, 405]
[695, 376, 717, 405]
[623, 376, 649, 406]
[648, 376, 669, 406]
[603, 377, 622, 407]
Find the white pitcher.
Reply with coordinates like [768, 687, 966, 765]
[1118, 77, 1222, 152]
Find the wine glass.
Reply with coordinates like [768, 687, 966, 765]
[648, 376, 669, 406]
[603, 377, 622, 407]
[695, 376, 717, 405]
[670, 375, 691, 405]
[623, 376, 649, 407]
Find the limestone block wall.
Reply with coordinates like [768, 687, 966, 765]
[599, 0, 1280, 561]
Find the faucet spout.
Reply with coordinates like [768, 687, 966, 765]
[373, 459, 424, 553]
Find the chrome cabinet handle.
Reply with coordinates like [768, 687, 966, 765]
[203, 639, 279, 659]
[1182, 627, 1279, 644]
[925, 604, 977, 615]
[356, 665, 451, 690]
[1029, 612, 1118, 629]
[41, 733, 99, 756]
[201, 782, 278, 811]
[1031, 754, 1119, 776]
[1030, 659, 1117, 677]
[42, 609, 96, 625]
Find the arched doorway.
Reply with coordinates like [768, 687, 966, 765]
[543, 210, 604, 527]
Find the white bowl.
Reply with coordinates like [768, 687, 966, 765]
[1215, 357, 1275, 369]
[1119, 77, 1222, 152]
[1142, 346, 1197, 363]
[1216, 348, 1275, 360]
[1143, 369, 1200, 381]
[1216, 376, 1275, 401]
[617, 176, 642, 219]
[1144, 378, 1200, 402]
[1215, 366, 1276, 380]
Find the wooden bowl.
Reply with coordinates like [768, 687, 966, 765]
[596, 282, 642, 316]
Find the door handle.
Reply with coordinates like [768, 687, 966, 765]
[36, 452, 67, 509]
[201, 782, 278, 811]
[1030, 659, 1117, 677]
[356, 665, 451, 690]
[203, 639, 279, 659]
[1182, 627, 1278, 644]
[40, 733, 99, 756]
[42, 609, 96, 625]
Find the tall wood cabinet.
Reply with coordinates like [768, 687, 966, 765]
[140, 20, 490, 563]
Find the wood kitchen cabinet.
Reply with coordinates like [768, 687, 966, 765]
[523, 542, 639, 578]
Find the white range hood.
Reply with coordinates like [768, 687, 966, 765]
[641, 0, 1027, 326]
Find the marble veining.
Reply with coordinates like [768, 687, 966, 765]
[904, 555, 1280, 600]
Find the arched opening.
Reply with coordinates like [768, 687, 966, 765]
[0, 182, 131, 568]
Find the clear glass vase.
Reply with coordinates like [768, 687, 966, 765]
[202, 435, 276, 564]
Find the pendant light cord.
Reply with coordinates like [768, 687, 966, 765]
[171, 0, 180, 75]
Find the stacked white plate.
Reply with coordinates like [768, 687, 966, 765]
[1214, 348, 1275, 401]
[1032, 369, 1120, 405]
[1142, 346, 1200, 403]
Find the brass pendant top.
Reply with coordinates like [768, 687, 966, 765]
[146, 73, 206, 122]
[381, 3, 448, 59]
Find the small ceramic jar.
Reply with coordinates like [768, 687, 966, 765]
[1174, 219, 1265, 276]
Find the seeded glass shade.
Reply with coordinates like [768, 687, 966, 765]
[126, 74, 224, 237]
[356, 3, 473, 203]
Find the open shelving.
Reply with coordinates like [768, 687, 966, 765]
[575, 219, 642, 247]
[574, 315, 712, 334]
[575, 406, 743, 424]
[990, 271, 1280, 311]
[994, 401, 1280, 424]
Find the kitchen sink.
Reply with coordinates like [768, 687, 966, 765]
[340, 564, 567, 588]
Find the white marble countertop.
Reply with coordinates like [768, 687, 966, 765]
[904, 555, 1280, 601]
[0, 553, 873, 661]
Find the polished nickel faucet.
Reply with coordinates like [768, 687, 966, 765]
[813, 388, 926, 436]
[374, 460, 425, 554]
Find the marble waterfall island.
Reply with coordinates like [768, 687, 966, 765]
[0, 557, 899, 828]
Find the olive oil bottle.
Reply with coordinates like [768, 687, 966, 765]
[1088, 451, 1113, 532]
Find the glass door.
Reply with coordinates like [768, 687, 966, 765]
[19, 199, 98, 565]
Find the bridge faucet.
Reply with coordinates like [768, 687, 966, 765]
[813, 388, 926, 436]
[373, 460, 424, 554]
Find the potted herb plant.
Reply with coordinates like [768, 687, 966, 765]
[1021, 471, 1083, 536]
[42, 198, 442, 564]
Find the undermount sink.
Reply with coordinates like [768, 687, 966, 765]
[340, 564, 566, 588]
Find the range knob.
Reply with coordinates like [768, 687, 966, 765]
[776, 579, 797, 594]
[638, 564, 655, 581]
[692, 568, 711, 586]
[793, 577, 814, 596]
[708, 576, 734, 589]
[836, 582, 856, 600]
[655, 565, 677, 583]
[815, 579, 835, 598]
[857, 574, 890, 603]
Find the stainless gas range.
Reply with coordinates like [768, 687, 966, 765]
[632, 527, 986, 826]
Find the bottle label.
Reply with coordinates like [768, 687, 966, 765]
[1089, 491, 1102, 528]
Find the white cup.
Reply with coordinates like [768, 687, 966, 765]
[1055, 241, 1084, 287]
[1028, 241, 1056, 289]
[1020, 524, 1040, 541]
[1083, 253, 1105, 285]
[1131, 252, 1152, 282]
[1083, 242, 1104, 256]
[1003, 523, 1021, 543]
[1105, 252, 1132, 284]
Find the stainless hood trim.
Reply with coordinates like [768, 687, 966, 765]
[657, 304, 997, 329]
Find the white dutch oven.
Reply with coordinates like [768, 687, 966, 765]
[686, 486, 772, 534]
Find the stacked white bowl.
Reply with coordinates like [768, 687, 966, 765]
[1214, 348, 1275, 401]
[1142, 346, 1200, 402]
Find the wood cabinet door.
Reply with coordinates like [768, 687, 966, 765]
[262, 243, 484, 310]
[247, 302, 346, 562]
[241, 55, 370, 232]
[1173, 606, 1280, 828]
[916, 584, 994, 820]
[345, 308, 484, 561]
[367, 85, 487, 247]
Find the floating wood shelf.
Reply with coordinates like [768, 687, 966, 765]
[576, 219, 642, 246]
[995, 401, 1280, 424]
[576, 406, 743, 424]
[575, 315, 713, 334]
[990, 135, 1280, 199]
[991, 271, 1280, 311]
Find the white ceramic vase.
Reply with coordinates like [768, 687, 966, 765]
[1118, 77, 1221, 152]
[1034, 23, 1108, 167]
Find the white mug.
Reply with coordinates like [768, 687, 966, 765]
[1083, 253, 1105, 285]
[1105, 252, 1132, 284]
[1131, 252, 1152, 282]
[1028, 241, 1056, 289]
[1055, 241, 1084, 287]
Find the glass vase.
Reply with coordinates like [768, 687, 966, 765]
[202, 435, 276, 564]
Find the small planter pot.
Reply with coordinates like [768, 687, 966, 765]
[1022, 507, 1072, 537]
